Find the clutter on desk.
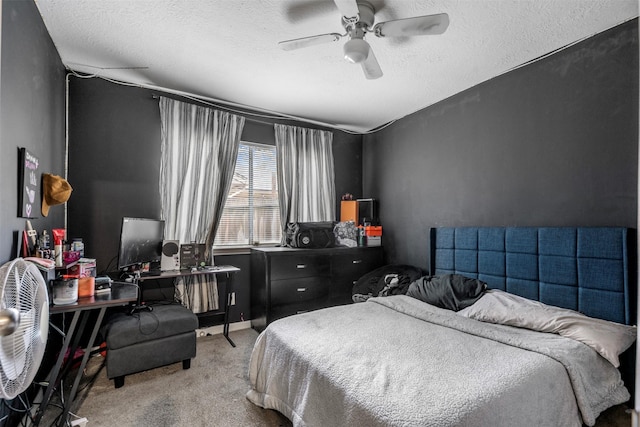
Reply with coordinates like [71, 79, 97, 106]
[70, 258, 96, 298]
[67, 258, 96, 278]
[95, 276, 112, 294]
[51, 276, 78, 305]
[18, 221, 98, 304]
[24, 256, 56, 285]
[71, 238, 84, 257]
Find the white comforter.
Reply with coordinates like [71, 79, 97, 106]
[247, 295, 630, 427]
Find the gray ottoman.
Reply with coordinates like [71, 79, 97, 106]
[103, 303, 198, 388]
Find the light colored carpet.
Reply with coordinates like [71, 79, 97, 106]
[73, 328, 291, 427]
[65, 327, 630, 427]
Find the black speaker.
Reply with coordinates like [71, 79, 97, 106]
[286, 222, 335, 249]
[180, 243, 207, 269]
[160, 240, 180, 271]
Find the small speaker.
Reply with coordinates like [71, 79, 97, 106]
[161, 240, 180, 271]
[294, 229, 333, 248]
[179, 243, 207, 269]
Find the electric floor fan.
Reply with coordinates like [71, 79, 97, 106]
[0, 258, 49, 399]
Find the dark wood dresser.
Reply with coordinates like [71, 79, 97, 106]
[250, 246, 384, 332]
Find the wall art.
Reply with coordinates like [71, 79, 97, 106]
[18, 147, 40, 218]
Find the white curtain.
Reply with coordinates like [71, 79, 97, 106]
[159, 97, 245, 313]
[274, 123, 335, 245]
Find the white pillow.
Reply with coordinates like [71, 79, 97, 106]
[457, 289, 637, 367]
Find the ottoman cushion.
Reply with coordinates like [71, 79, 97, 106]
[104, 303, 198, 350]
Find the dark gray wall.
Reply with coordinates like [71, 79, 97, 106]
[67, 77, 363, 323]
[67, 79, 163, 273]
[0, 0, 66, 264]
[363, 20, 639, 271]
[0, 0, 66, 420]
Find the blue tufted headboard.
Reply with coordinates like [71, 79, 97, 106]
[430, 227, 634, 325]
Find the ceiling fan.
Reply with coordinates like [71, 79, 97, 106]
[278, 0, 449, 80]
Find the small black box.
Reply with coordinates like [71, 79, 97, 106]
[95, 276, 112, 294]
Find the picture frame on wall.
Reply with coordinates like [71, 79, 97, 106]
[18, 147, 40, 218]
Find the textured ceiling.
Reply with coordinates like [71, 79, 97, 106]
[35, 0, 638, 133]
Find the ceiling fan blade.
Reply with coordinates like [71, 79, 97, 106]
[374, 13, 449, 38]
[334, 0, 360, 21]
[279, 33, 343, 51]
[361, 48, 383, 80]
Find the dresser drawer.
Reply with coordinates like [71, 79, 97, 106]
[331, 249, 382, 280]
[270, 277, 329, 305]
[270, 254, 330, 280]
[271, 300, 328, 322]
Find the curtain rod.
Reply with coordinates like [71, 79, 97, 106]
[150, 92, 351, 132]
[152, 93, 287, 127]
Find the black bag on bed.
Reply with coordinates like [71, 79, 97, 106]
[285, 222, 336, 249]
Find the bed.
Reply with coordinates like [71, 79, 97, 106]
[246, 227, 637, 427]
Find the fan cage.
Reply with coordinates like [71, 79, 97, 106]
[0, 259, 49, 399]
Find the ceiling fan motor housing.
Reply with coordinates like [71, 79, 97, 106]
[342, 1, 375, 31]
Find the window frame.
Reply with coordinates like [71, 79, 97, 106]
[213, 140, 280, 253]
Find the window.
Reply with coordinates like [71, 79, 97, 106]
[214, 142, 280, 246]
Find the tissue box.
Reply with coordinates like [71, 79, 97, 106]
[67, 258, 96, 278]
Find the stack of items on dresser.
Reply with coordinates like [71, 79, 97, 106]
[339, 195, 382, 247]
[284, 196, 383, 249]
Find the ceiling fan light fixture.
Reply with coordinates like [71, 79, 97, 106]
[343, 38, 370, 64]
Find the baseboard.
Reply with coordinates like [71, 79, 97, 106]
[196, 320, 252, 338]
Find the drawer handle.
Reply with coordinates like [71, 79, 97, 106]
[296, 264, 307, 269]
[296, 288, 307, 292]
[352, 259, 363, 264]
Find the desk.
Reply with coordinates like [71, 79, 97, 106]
[136, 265, 240, 347]
[34, 282, 138, 426]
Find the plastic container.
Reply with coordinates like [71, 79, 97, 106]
[72, 238, 84, 257]
[52, 229, 66, 268]
[78, 277, 95, 297]
[40, 230, 50, 250]
[52, 277, 78, 305]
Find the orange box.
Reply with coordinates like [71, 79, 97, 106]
[340, 200, 358, 223]
[365, 226, 382, 237]
[78, 277, 95, 297]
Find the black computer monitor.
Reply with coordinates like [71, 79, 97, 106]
[116, 217, 165, 271]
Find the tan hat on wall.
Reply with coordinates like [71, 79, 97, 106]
[42, 174, 72, 217]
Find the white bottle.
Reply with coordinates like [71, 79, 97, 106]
[55, 242, 63, 267]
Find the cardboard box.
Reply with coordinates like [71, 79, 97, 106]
[364, 226, 382, 237]
[67, 258, 96, 278]
[340, 200, 358, 223]
[366, 236, 382, 246]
